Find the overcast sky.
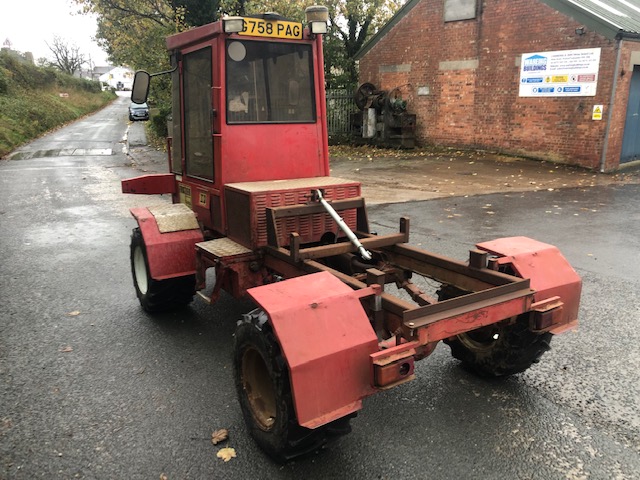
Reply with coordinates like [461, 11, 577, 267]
[0, 0, 109, 66]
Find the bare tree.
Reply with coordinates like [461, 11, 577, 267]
[46, 36, 86, 75]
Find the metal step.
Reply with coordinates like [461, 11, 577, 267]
[196, 237, 252, 258]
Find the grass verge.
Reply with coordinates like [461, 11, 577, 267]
[0, 51, 116, 157]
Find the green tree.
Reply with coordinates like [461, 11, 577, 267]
[74, 0, 402, 134]
[76, 0, 402, 83]
[171, 0, 219, 25]
[75, 0, 176, 70]
[324, 0, 404, 89]
[75, 0, 192, 135]
[220, 0, 305, 19]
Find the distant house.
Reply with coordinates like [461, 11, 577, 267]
[99, 66, 134, 90]
[92, 66, 112, 78]
[356, 0, 640, 171]
[76, 65, 112, 82]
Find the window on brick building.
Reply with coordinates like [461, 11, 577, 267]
[444, 0, 477, 22]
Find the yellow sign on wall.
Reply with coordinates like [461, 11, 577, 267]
[592, 105, 603, 121]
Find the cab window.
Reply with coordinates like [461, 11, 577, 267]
[183, 47, 214, 181]
[226, 40, 315, 124]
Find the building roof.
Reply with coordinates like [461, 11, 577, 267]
[92, 66, 113, 75]
[541, 0, 640, 38]
[356, 0, 640, 60]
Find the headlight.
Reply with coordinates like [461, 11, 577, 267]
[305, 6, 328, 35]
[223, 16, 244, 34]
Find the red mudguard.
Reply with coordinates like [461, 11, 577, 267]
[131, 207, 203, 280]
[477, 237, 581, 333]
[247, 272, 379, 429]
[122, 174, 176, 195]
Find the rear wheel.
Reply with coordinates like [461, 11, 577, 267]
[130, 227, 195, 312]
[444, 315, 552, 377]
[233, 309, 352, 462]
[438, 284, 552, 376]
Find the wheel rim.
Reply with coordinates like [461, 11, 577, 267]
[457, 326, 502, 353]
[133, 246, 148, 295]
[242, 347, 277, 431]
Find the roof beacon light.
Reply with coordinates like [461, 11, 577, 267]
[223, 16, 244, 34]
[305, 5, 329, 35]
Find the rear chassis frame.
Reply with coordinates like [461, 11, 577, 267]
[194, 196, 572, 391]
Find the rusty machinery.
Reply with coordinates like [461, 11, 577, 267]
[121, 6, 581, 463]
[351, 82, 417, 148]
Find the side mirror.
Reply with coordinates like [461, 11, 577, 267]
[131, 71, 151, 104]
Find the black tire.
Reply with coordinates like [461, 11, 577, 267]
[233, 309, 353, 462]
[129, 227, 195, 312]
[444, 315, 552, 377]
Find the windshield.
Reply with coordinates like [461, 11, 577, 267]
[226, 40, 315, 124]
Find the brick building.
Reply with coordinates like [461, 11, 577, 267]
[355, 0, 640, 171]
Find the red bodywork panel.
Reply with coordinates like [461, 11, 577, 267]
[221, 125, 329, 184]
[477, 236, 582, 332]
[131, 207, 203, 280]
[122, 174, 176, 195]
[248, 272, 379, 429]
[123, 25, 331, 241]
[415, 292, 533, 343]
[152, 25, 330, 237]
[224, 177, 361, 249]
[166, 25, 330, 187]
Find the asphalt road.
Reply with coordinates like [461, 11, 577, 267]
[1, 94, 639, 479]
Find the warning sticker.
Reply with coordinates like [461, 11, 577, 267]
[592, 105, 603, 121]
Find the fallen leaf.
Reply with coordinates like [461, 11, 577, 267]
[59, 346, 73, 353]
[67, 311, 81, 316]
[211, 429, 229, 445]
[160, 474, 168, 480]
[217, 447, 236, 462]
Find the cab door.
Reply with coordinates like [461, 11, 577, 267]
[183, 46, 214, 182]
[173, 44, 221, 229]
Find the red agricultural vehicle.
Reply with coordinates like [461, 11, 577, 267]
[122, 6, 581, 461]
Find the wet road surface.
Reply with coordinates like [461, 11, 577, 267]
[1, 95, 638, 479]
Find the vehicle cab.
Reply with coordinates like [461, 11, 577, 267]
[159, 9, 331, 234]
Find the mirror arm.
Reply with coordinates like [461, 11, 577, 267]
[149, 64, 178, 77]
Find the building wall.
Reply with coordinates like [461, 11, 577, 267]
[358, 0, 640, 170]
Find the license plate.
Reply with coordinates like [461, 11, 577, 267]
[239, 18, 303, 40]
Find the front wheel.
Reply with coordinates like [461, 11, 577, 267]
[130, 227, 195, 312]
[444, 314, 552, 377]
[233, 309, 353, 462]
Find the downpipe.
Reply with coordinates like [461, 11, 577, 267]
[600, 38, 622, 173]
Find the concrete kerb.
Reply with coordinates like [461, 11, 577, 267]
[127, 122, 149, 149]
